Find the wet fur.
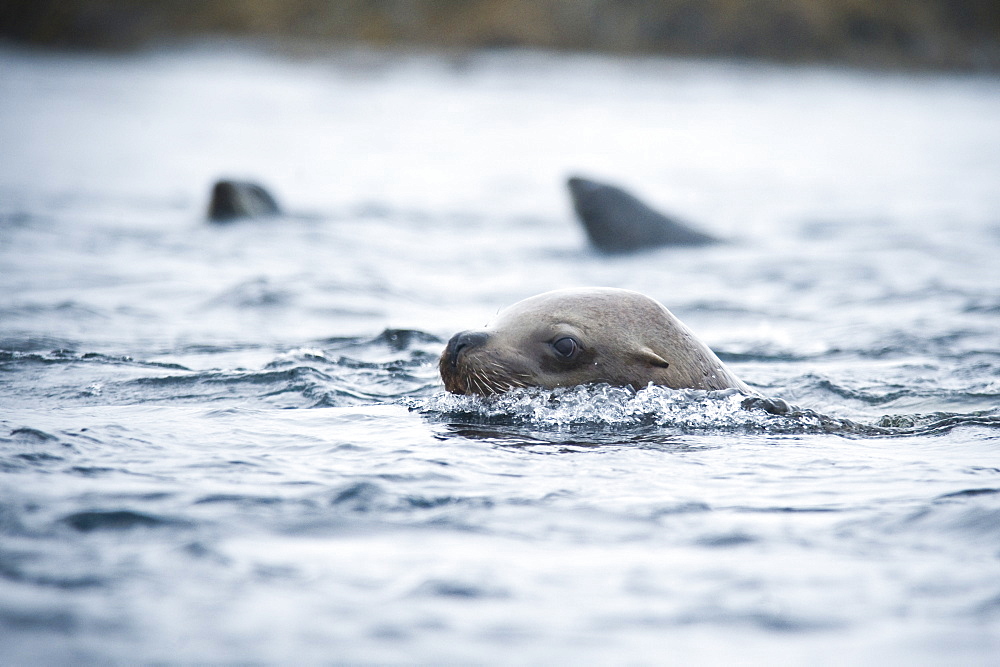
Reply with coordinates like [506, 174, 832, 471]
[440, 288, 751, 396]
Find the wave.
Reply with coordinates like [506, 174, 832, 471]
[775, 373, 1000, 406]
[0, 301, 113, 322]
[311, 328, 443, 356]
[2, 330, 994, 422]
[0, 349, 189, 371]
[717, 341, 1000, 364]
[0, 329, 444, 409]
[417, 384, 1000, 439]
[108, 364, 435, 408]
[60, 510, 188, 532]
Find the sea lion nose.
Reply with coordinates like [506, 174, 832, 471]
[444, 330, 490, 369]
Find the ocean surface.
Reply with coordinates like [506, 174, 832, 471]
[1, 42, 999, 664]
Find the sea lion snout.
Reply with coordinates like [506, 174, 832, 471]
[440, 329, 501, 395]
[443, 330, 490, 369]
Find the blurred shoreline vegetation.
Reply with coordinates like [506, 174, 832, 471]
[1, 0, 998, 70]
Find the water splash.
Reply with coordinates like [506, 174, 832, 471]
[418, 384, 1000, 437]
[421, 384, 785, 431]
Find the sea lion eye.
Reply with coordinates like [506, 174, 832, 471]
[551, 336, 580, 359]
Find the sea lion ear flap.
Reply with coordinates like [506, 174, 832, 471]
[635, 347, 670, 368]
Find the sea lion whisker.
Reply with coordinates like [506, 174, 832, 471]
[473, 374, 493, 396]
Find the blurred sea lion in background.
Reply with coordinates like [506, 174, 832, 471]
[207, 179, 281, 222]
[440, 287, 752, 396]
[203, 175, 718, 255]
[567, 176, 719, 253]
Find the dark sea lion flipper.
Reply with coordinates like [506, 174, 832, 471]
[566, 175, 719, 253]
[207, 179, 282, 223]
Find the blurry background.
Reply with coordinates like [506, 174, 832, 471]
[2, 1, 1000, 664]
[2, 0, 999, 70]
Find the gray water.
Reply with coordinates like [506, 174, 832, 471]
[1, 42, 999, 664]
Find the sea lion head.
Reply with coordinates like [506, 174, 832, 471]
[207, 179, 281, 222]
[439, 287, 751, 396]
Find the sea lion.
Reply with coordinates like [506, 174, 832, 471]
[207, 179, 281, 222]
[567, 176, 718, 253]
[440, 287, 752, 396]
